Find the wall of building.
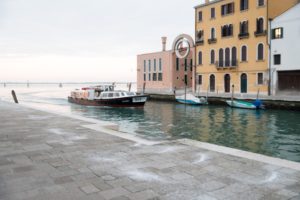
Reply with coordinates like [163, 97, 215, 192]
[271, 3, 300, 94]
[137, 51, 173, 94]
[195, 0, 269, 95]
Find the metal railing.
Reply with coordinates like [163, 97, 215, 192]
[215, 60, 238, 69]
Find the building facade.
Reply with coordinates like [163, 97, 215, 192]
[137, 35, 195, 95]
[270, 3, 300, 95]
[194, 0, 299, 96]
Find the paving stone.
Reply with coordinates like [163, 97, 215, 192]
[13, 165, 35, 173]
[99, 187, 130, 200]
[79, 184, 100, 194]
[54, 176, 74, 184]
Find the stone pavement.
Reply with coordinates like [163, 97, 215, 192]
[0, 101, 300, 200]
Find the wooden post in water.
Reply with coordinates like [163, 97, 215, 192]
[128, 82, 132, 92]
[11, 90, 19, 104]
[3, 83, 6, 88]
[142, 82, 146, 94]
[231, 84, 234, 107]
[256, 88, 260, 100]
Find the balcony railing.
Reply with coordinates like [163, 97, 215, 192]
[208, 38, 217, 44]
[238, 32, 249, 39]
[254, 30, 267, 37]
[195, 39, 204, 45]
[215, 60, 238, 69]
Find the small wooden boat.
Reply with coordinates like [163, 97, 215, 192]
[176, 93, 208, 105]
[226, 85, 264, 109]
[68, 85, 148, 107]
[226, 100, 257, 109]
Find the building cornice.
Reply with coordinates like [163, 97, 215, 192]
[194, 0, 225, 9]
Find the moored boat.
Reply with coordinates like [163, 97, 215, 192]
[226, 99, 264, 110]
[176, 93, 208, 105]
[68, 85, 148, 107]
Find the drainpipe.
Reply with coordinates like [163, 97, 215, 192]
[267, 1, 271, 96]
[268, 18, 272, 96]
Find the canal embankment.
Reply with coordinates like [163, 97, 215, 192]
[147, 93, 300, 110]
[1, 100, 300, 200]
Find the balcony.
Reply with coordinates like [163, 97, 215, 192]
[195, 39, 204, 45]
[215, 60, 238, 69]
[208, 38, 217, 44]
[238, 32, 249, 39]
[254, 30, 267, 37]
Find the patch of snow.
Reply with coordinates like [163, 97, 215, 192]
[126, 170, 164, 182]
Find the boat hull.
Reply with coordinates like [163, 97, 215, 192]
[68, 95, 148, 107]
[226, 100, 257, 110]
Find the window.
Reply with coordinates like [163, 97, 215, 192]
[148, 60, 151, 72]
[148, 73, 151, 81]
[219, 48, 224, 67]
[256, 18, 264, 34]
[184, 59, 188, 71]
[159, 58, 162, 71]
[176, 58, 179, 71]
[258, 0, 265, 7]
[257, 43, 264, 60]
[198, 51, 202, 65]
[153, 73, 157, 81]
[198, 11, 202, 22]
[241, 45, 247, 62]
[211, 28, 216, 39]
[198, 75, 202, 85]
[257, 73, 263, 85]
[225, 48, 230, 66]
[154, 59, 156, 71]
[240, 0, 248, 11]
[196, 30, 204, 41]
[211, 8, 215, 18]
[143, 74, 146, 81]
[272, 28, 283, 39]
[232, 47, 237, 66]
[184, 75, 188, 85]
[221, 24, 233, 37]
[190, 59, 193, 71]
[143, 60, 146, 72]
[221, 3, 234, 16]
[210, 50, 215, 64]
[274, 54, 281, 65]
[158, 73, 163, 81]
[239, 21, 248, 35]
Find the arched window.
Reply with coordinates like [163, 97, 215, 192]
[219, 49, 224, 67]
[198, 51, 202, 65]
[256, 18, 264, 33]
[211, 28, 215, 39]
[210, 74, 216, 92]
[231, 47, 237, 66]
[241, 46, 247, 61]
[241, 73, 248, 93]
[225, 48, 230, 67]
[257, 43, 264, 60]
[210, 50, 215, 64]
[224, 74, 231, 93]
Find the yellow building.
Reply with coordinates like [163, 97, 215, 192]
[195, 0, 298, 96]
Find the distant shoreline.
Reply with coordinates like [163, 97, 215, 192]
[0, 82, 136, 84]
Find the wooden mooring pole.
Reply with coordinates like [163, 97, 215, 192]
[11, 90, 19, 104]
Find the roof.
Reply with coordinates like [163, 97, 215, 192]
[194, 0, 224, 9]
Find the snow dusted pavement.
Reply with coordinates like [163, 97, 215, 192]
[0, 101, 300, 200]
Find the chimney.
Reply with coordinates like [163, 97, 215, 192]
[161, 37, 167, 51]
[205, 0, 210, 4]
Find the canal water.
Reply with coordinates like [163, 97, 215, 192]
[1, 83, 300, 162]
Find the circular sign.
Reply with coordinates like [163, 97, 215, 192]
[175, 37, 191, 59]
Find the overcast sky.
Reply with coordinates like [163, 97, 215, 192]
[0, 0, 203, 82]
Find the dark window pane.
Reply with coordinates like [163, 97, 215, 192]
[274, 54, 281, 65]
[258, 73, 263, 84]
